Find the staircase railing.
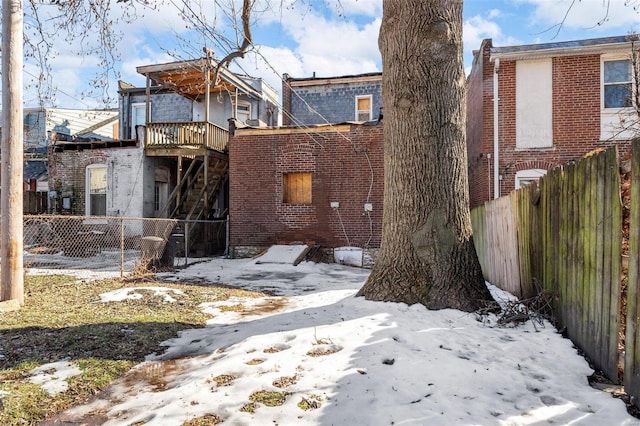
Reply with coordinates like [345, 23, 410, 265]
[184, 162, 229, 222]
[181, 165, 228, 254]
[158, 159, 204, 219]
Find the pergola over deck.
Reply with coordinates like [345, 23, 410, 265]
[136, 57, 262, 155]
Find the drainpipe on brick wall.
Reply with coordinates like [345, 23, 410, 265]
[492, 58, 500, 199]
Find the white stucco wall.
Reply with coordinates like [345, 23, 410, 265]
[106, 147, 148, 218]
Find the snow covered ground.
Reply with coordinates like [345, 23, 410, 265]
[35, 252, 639, 425]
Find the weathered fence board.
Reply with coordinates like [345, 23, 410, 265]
[609, 149, 622, 384]
[471, 205, 488, 278]
[484, 196, 521, 297]
[626, 141, 640, 398]
[471, 147, 621, 383]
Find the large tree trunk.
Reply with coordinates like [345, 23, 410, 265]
[357, 0, 493, 312]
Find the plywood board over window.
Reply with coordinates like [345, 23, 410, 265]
[515, 58, 552, 149]
[356, 95, 372, 121]
[283, 172, 312, 204]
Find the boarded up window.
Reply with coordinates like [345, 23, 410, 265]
[283, 173, 312, 204]
[515, 58, 552, 148]
[356, 96, 372, 121]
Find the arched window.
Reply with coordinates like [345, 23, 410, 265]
[86, 164, 107, 216]
[515, 168, 547, 189]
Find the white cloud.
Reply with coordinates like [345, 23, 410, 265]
[520, 0, 640, 34]
[335, 0, 383, 17]
[18, 1, 383, 108]
[487, 8, 502, 19]
[234, 46, 303, 96]
[229, 2, 382, 103]
[275, 7, 381, 77]
[463, 13, 521, 53]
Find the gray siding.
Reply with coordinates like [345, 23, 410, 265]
[120, 92, 193, 139]
[290, 81, 382, 125]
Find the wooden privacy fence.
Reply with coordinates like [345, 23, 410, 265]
[471, 146, 624, 389]
[0, 190, 48, 214]
[24, 191, 48, 214]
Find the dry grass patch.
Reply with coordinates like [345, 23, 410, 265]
[0, 274, 265, 425]
[239, 402, 258, 413]
[272, 375, 297, 388]
[298, 394, 323, 411]
[249, 390, 289, 407]
[182, 413, 224, 425]
[306, 344, 343, 357]
[209, 374, 236, 387]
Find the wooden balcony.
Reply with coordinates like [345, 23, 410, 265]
[145, 121, 229, 155]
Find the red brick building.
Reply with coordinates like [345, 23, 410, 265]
[228, 122, 383, 264]
[466, 35, 637, 208]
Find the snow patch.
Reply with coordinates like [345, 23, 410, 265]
[100, 287, 185, 303]
[29, 360, 82, 396]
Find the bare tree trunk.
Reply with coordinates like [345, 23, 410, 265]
[357, 0, 493, 312]
[1, 0, 24, 304]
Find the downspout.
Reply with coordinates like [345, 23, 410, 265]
[492, 58, 500, 199]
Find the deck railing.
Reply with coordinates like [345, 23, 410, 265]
[145, 121, 229, 151]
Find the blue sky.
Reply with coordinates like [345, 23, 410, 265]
[18, 0, 640, 109]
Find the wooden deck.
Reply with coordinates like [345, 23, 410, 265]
[145, 121, 229, 153]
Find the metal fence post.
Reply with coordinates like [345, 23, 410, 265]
[120, 218, 125, 278]
[225, 217, 230, 257]
[185, 221, 189, 266]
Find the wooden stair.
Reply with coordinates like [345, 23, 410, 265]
[175, 155, 228, 221]
[158, 149, 228, 256]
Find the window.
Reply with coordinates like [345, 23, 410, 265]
[515, 169, 547, 189]
[601, 57, 637, 140]
[131, 103, 147, 139]
[603, 59, 632, 109]
[86, 164, 107, 216]
[283, 173, 312, 204]
[154, 167, 169, 216]
[234, 101, 251, 123]
[154, 185, 161, 211]
[356, 95, 372, 121]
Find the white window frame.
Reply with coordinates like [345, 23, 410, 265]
[131, 102, 148, 139]
[515, 169, 547, 189]
[601, 54, 638, 140]
[234, 100, 251, 123]
[85, 164, 107, 217]
[602, 57, 633, 110]
[355, 95, 373, 121]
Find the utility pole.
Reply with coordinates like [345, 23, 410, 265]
[1, 0, 24, 305]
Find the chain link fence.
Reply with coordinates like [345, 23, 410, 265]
[22, 215, 227, 280]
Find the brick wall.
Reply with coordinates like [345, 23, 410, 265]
[466, 41, 632, 208]
[466, 40, 494, 208]
[49, 148, 109, 214]
[282, 77, 293, 126]
[229, 123, 384, 253]
[49, 146, 147, 217]
[497, 54, 631, 194]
